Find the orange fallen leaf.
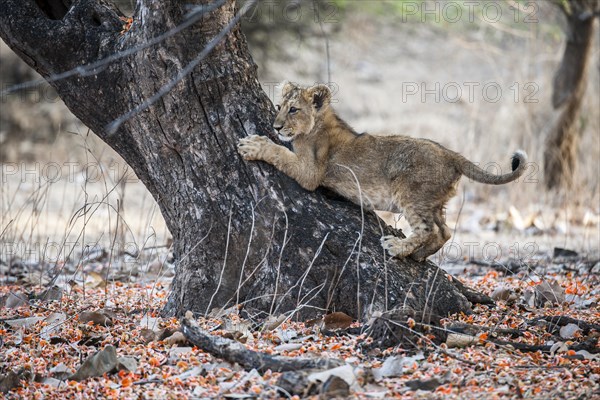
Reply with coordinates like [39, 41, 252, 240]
[149, 357, 161, 367]
[329, 343, 343, 351]
[436, 384, 452, 394]
[251, 385, 262, 394]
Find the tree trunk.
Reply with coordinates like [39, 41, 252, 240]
[0, 0, 474, 321]
[544, 0, 598, 190]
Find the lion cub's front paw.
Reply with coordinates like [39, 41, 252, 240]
[237, 135, 273, 160]
[381, 235, 410, 258]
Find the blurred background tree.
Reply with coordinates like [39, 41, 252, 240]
[544, 0, 599, 190]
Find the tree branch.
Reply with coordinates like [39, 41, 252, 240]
[181, 317, 342, 373]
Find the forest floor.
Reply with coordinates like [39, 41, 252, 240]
[1, 247, 598, 399]
[1, 2, 599, 399]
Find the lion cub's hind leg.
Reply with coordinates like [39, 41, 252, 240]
[381, 206, 438, 260]
[410, 208, 452, 261]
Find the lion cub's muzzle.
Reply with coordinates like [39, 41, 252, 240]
[278, 133, 294, 142]
[273, 123, 294, 142]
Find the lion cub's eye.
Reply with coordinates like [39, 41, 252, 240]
[276, 104, 281, 111]
[289, 107, 298, 114]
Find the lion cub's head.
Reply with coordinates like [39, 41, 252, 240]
[273, 82, 332, 142]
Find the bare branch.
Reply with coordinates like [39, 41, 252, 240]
[181, 316, 342, 373]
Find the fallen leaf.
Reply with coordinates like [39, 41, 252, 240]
[49, 363, 71, 379]
[34, 286, 63, 302]
[41, 377, 64, 388]
[208, 305, 238, 319]
[172, 366, 204, 380]
[139, 315, 161, 330]
[169, 347, 193, 362]
[304, 316, 323, 328]
[549, 342, 569, 357]
[446, 333, 478, 348]
[323, 312, 353, 330]
[40, 312, 67, 339]
[491, 286, 515, 302]
[223, 318, 254, 342]
[4, 292, 28, 309]
[79, 311, 113, 326]
[372, 353, 424, 380]
[84, 272, 106, 288]
[274, 343, 303, 352]
[535, 281, 565, 307]
[262, 314, 287, 331]
[223, 394, 254, 399]
[140, 328, 158, 343]
[5, 316, 43, 329]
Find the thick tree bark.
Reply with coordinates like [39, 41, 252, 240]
[544, 0, 598, 190]
[0, 0, 474, 322]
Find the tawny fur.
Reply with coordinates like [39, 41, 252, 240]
[238, 82, 527, 260]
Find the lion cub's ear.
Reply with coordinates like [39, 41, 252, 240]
[307, 84, 331, 110]
[280, 81, 297, 97]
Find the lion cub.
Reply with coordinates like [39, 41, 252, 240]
[238, 82, 527, 260]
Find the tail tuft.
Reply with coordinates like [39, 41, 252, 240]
[461, 149, 528, 185]
[511, 150, 527, 172]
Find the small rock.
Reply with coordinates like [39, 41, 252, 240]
[70, 345, 118, 381]
[559, 323, 581, 339]
[116, 357, 138, 372]
[406, 377, 442, 391]
[320, 375, 350, 399]
[0, 371, 21, 393]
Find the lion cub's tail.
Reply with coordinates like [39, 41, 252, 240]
[459, 150, 528, 185]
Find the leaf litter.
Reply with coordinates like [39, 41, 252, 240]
[0, 247, 598, 399]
